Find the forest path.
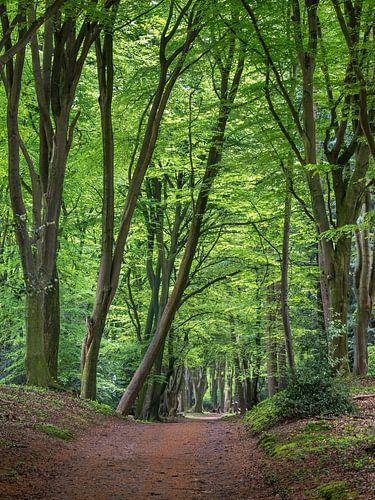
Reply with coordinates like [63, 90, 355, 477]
[41, 417, 274, 499]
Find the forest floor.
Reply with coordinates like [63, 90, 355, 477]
[0, 386, 273, 499]
[0, 383, 374, 499]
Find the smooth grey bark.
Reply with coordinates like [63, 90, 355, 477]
[266, 284, 278, 397]
[353, 173, 373, 376]
[218, 364, 225, 413]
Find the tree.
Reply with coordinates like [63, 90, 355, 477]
[3, 0, 116, 385]
[81, 0, 202, 399]
[241, 0, 374, 371]
[117, 27, 245, 415]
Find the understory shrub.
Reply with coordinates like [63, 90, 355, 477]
[368, 346, 375, 376]
[244, 361, 356, 433]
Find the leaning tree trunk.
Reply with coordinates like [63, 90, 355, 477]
[116, 44, 244, 416]
[80, 2, 201, 400]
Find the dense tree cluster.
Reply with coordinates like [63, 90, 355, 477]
[0, 0, 374, 417]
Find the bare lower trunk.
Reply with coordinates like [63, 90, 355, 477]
[266, 284, 278, 397]
[81, 314, 106, 399]
[43, 266, 60, 379]
[210, 364, 218, 409]
[354, 295, 371, 376]
[353, 190, 374, 376]
[328, 238, 351, 372]
[278, 341, 287, 390]
[317, 244, 330, 332]
[225, 367, 233, 412]
[139, 346, 165, 420]
[218, 365, 225, 412]
[234, 355, 246, 414]
[281, 166, 295, 373]
[25, 291, 52, 386]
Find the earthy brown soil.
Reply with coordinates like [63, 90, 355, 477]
[1, 414, 275, 499]
[3, 384, 374, 499]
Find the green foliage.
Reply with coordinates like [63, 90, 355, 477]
[315, 481, 358, 500]
[79, 400, 113, 416]
[245, 363, 355, 433]
[244, 392, 285, 432]
[368, 346, 375, 376]
[35, 423, 74, 441]
[283, 364, 356, 420]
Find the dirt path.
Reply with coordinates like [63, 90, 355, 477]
[35, 417, 274, 500]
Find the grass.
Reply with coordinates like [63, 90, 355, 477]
[258, 419, 375, 459]
[243, 392, 285, 432]
[315, 481, 359, 499]
[78, 399, 113, 416]
[35, 423, 74, 441]
[247, 377, 375, 498]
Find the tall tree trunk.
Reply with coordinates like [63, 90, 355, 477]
[328, 238, 351, 369]
[116, 43, 245, 416]
[80, 13, 117, 399]
[218, 364, 225, 412]
[242, 358, 253, 410]
[234, 354, 246, 414]
[224, 363, 232, 413]
[354, 184, 374, 376]
[25, 291, 51, 386]
[210, 364, 218, 409]
[138, 344, 165, 420]
[43, 265, 60, 379]
[5, 9, 52, 387]
[278, 340, 287, 390]
[192, 367, 208, 413]
[281, 164, 295, 374]
[81, 3, 201, 399]
[317, 244, 329, 333]
[266, 283, 278, 397]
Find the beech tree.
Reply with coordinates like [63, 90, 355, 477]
[80, 0, 203, 399]
[3, 1, 116, 385]
[241, 0, 374, 371]
[117, 26, 245, 415]
[0, 0, 374, 414]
